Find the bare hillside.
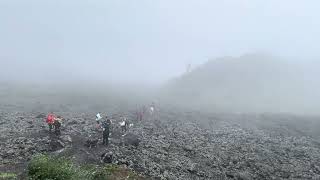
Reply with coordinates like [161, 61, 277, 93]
[162, 54, 320, 114]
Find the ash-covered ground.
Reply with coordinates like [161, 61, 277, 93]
[1, 90, 320, 180]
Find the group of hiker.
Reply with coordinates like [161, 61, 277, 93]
[45, 103, 156, 146]
[46, 112, 63, 135]
[136, 102, 155, 121]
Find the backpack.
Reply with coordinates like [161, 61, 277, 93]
[101, 120, 109, 130]
[46, 114, 55, 124]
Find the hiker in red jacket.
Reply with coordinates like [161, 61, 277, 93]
[46, 112, 56, 132]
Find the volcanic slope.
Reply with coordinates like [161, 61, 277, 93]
[1, 104, 320, 179]
[163, 53, 320, 114]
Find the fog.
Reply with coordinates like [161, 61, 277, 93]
[1, 0, 320, 114]
[1, 0, 320, 84]
[162, 53, 320, 115]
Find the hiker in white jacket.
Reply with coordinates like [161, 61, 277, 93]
[95, 112, 102, 128]
[120, 116, 128, 134]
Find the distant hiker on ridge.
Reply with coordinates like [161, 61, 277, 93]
[54, 115, 63, 136]
[96, 112, 102, 128]
[46, 112, 56, 132]
[120, 115, 128, 134]
[150, 102, 155, 115]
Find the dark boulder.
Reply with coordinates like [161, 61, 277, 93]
[85, 138, 98, 148]
[101, 151, 113, 163]
[123, 133, 141, 147]
[49, 139, 65, 151]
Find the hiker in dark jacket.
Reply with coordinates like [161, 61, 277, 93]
[54, 116, 63, 136]
[101, 117, 111, 145]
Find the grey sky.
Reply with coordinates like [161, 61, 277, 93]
[0, 0, 319, 84]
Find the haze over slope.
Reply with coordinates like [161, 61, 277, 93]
[2, 0, 320, 86]
[163, 54, 320, 114]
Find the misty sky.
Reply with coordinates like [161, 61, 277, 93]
[0, 0, 319, 84]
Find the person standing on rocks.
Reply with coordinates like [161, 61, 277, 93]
[120, 116, 128, 134]
[96, 112, 102, 129]
[53, 116, 63, 136]
[96, 112, 102, 123]
[46, 112, 56, 132]
[150, 102, 155, 115]
[101, 116, 111, 145]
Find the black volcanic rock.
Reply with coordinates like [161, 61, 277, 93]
[1, 104, 320, 179]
